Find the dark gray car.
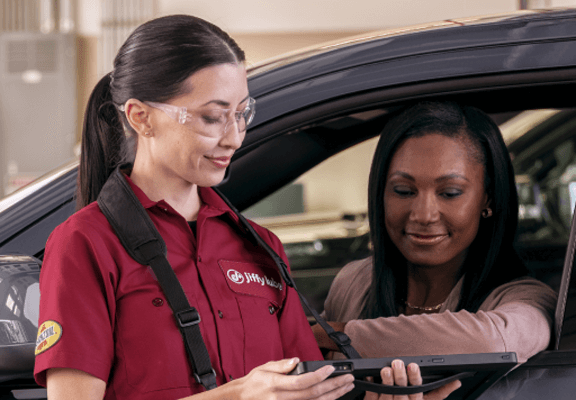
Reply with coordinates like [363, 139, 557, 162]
[1, 8, 576, 399]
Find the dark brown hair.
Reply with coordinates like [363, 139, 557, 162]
[363, 101, 527, 318]
[76, 15, 245, 209]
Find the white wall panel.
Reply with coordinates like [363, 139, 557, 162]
[158, 0, 519, 33]
[0, 33, 77, 196]
[77, 0, 101, 35]
[77, 0, 576, 35]
[549, 0, 576, 6]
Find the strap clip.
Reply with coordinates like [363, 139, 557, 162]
[329, 331, 352, 346]
[194, 368, 217, 389]
[176, 308, 201, 328]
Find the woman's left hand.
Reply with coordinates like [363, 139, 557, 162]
[365, 360, 462, 400]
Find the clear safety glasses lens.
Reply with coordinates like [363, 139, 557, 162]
[145, 97, 256, 135]
[232, 97, 256, 133]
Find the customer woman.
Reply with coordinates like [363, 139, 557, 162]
[313, 101, 557, 396]
[33, 15, 356, 400]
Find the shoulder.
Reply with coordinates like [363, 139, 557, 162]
[246, 218, 284, 252]
[40, 202, 127, 293]
[324, 257, 373, 321]
[49, 202, 113, 242]
[44, 202, 121, 265]
[200, 187, 284, 252]
[479, 276, 558, 313]
[333, 257, 373, 289]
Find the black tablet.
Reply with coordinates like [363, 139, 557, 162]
[290, 352, 518, 400]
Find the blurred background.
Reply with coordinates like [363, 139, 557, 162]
[0, 0, 575, 205]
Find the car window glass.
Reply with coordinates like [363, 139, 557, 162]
[508, 109, 576, 351]
[244, 137, 378, 315]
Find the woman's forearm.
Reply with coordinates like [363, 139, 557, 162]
[342, 303, 550, 362]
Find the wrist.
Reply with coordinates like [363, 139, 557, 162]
[313, 321, 347, 351]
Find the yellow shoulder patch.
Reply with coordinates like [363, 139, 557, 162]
[35, 320, 62, 355]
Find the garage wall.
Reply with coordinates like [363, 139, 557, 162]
[157, 0, 519, 33]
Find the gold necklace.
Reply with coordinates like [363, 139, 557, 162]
[405, 300, 444, 311]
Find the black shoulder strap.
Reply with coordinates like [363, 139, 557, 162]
[97, 166, 217, 391]
[212, 187, 362, 360]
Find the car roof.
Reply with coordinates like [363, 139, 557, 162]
[248, 8, 575, 87]
[245, 8, 576, 134]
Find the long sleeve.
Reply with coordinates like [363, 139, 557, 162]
[344, 300, 553, 363]
[324, 258, 557, 363]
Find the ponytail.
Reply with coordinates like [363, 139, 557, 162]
[76, 73, 127, 210]
[75, 15, 246, 210]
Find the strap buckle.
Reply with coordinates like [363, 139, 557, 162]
[176, 308, 201, 328]
[194, 368, 217, 389]
[329, 331, 352, 346]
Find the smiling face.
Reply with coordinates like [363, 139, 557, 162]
[143, 63, 250, 188]
[384, 133, 489, 272]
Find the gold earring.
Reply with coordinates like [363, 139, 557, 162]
[481, 208, 492, 218]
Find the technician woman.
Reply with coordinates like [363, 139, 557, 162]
[33, 15, 355, 400]
[313, 102, 557, 399]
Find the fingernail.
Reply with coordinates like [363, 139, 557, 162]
[456, 380, 462, 388]
[392, 360, 404, 369]
[384, 368, 391, 377]
[324, 365, 336, 375]
[288, 357, 299, 365]
[408, 364, 419, 373]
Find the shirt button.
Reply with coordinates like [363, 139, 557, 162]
[198, 256, 202, 263]
[152, 298, 164, 307]
[269, 305, 276, 315]
[218, 311, 224, 319]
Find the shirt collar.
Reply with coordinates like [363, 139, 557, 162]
[121, 172, 240, 223]
[198, 186, 241, 223]
[122, 173, 159, 209]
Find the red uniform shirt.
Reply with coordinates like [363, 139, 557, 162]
[34, 176, 322, 399]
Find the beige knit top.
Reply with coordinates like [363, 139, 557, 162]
[323, 257, 558, 363]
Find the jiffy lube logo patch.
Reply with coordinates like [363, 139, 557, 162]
[219, 260, 284, 305]
[227, 268, 282, 290]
